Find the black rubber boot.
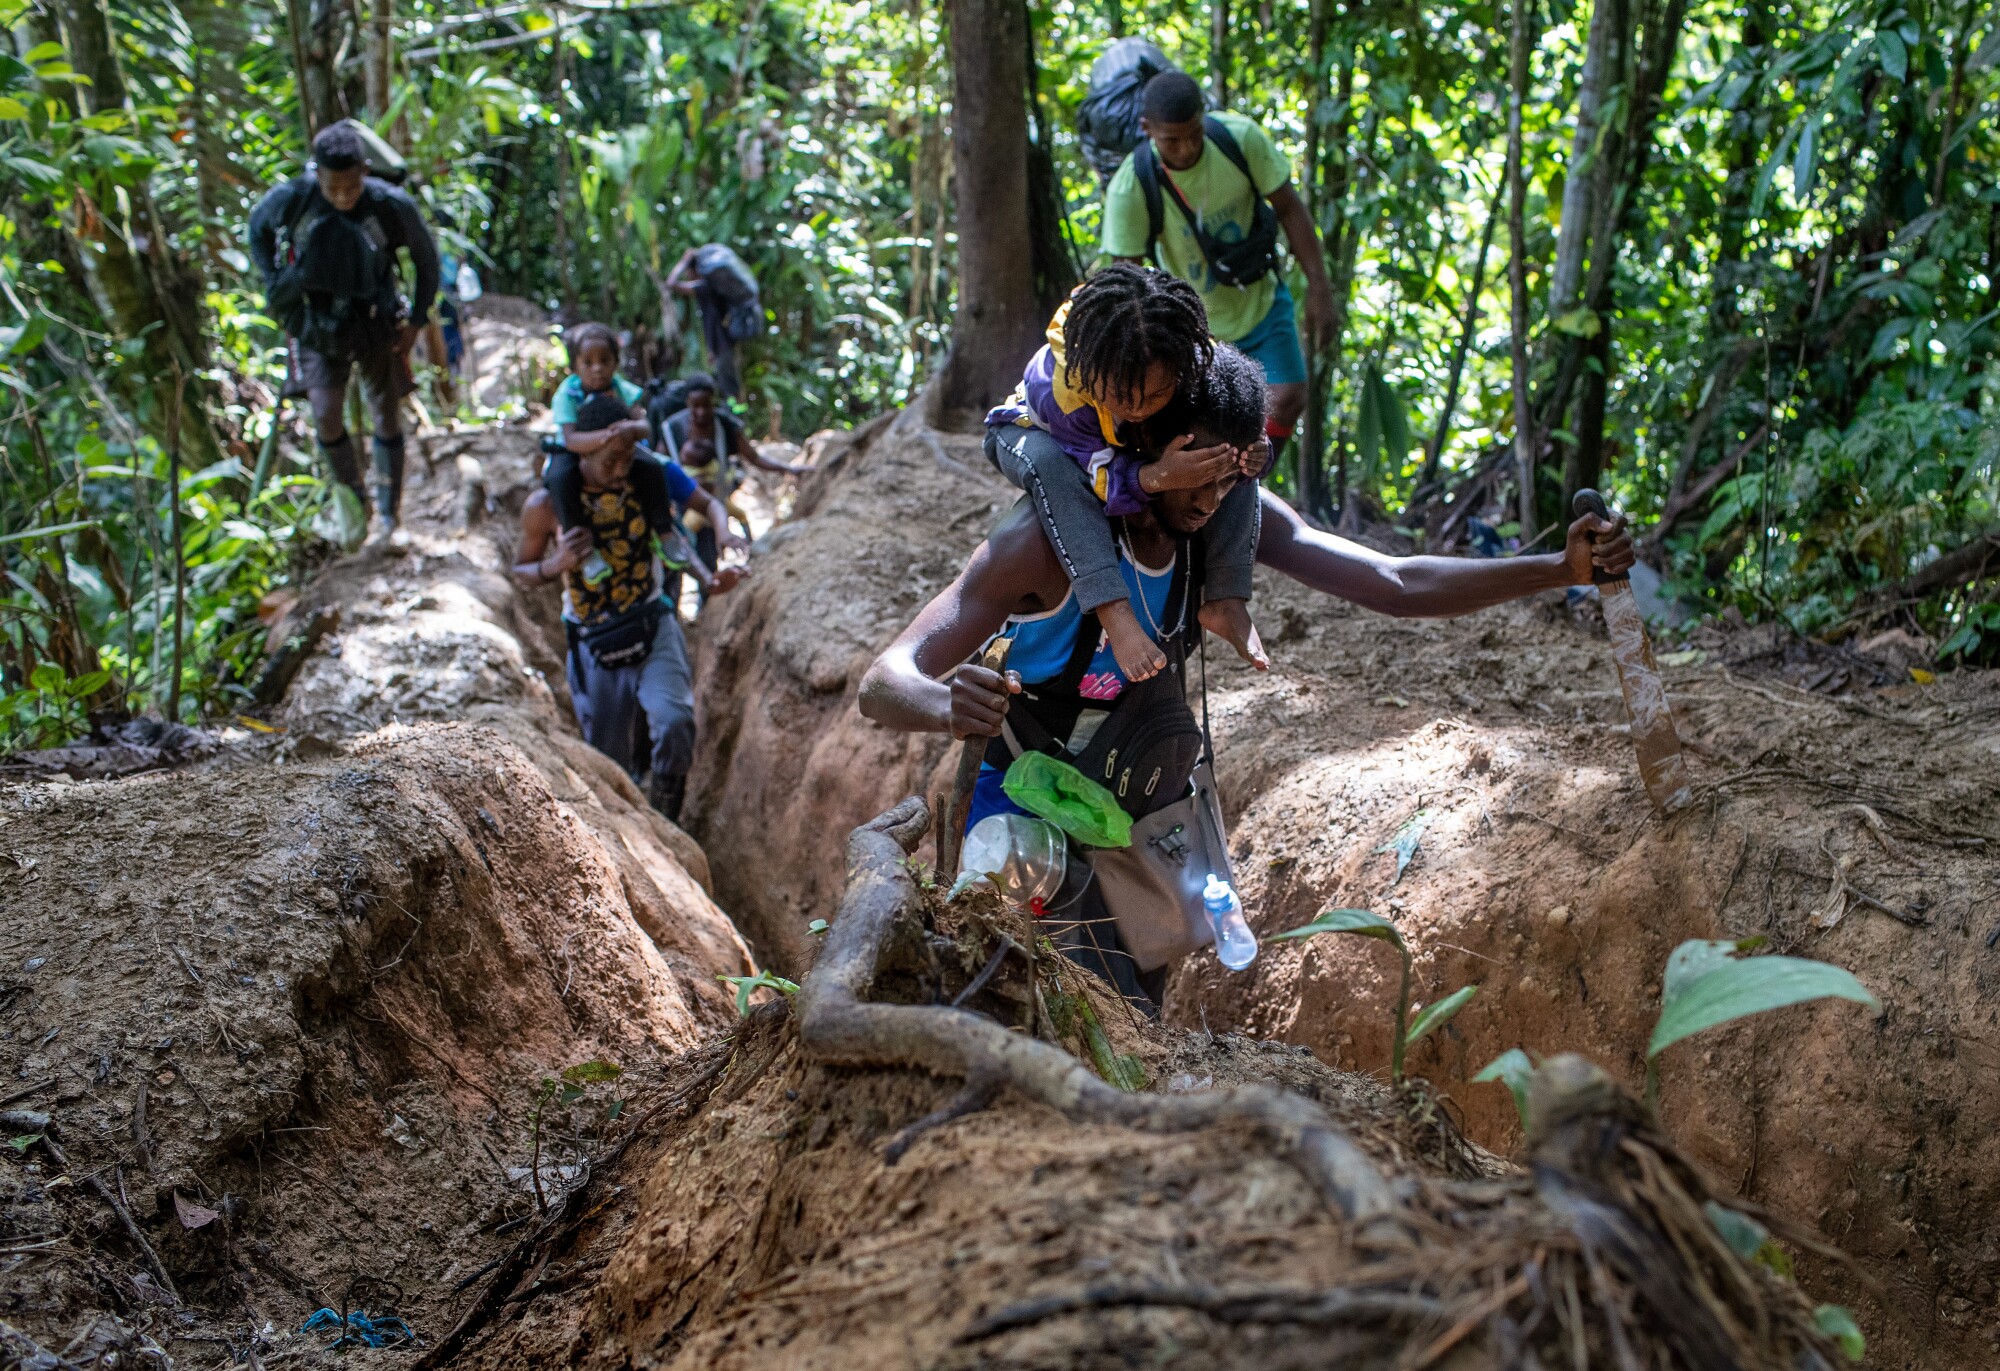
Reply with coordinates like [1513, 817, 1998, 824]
[372, 434, 407, 523]
[320, 433, 370, 510]
[647, 771, 687, 823]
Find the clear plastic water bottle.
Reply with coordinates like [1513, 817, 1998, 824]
[580, 549, 612, 586]
[958, 814, 1066, 911]
[1203, 873, 1258, 970]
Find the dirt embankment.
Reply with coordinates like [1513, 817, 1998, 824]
[0, 420, 752, 1364]
[684, 407, 2000, 1370]
[688, 409, 1011, 973]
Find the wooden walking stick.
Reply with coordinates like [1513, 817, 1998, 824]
[936, 637, 1013, 876]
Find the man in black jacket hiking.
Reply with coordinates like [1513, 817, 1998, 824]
[249, 121, 440, 539]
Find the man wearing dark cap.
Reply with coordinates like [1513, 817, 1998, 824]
[1099, 71, 1337, 465]
[249, 121, 440, 539]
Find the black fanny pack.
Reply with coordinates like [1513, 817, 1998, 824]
[572, 600, 662, 670]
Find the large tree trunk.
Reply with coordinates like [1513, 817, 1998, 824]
[1545, 0, 1624, 323]
[1023, 14, 1079, 318]
[47, 0, 223, 468]
[937, 0, 1044, 420]
[1506, 0, 1537, 532]
[1294, 0, 1334, 524]
[1210, 0, 1229, 106]
[1565, 323, 1611, 504]
[285, 0, 347, 134]
[1411, 182, 1500, 506]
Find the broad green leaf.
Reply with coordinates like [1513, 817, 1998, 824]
[29, 662, 63, 693]
[0, 519, 98, 544]
[1405, 984, 1477, 1049]
[1371, 367, 1411, 475]
[1650, 952, 1877, 1058]
[1704, 1200, 1768, 1258]
[1814, 1304, 1865, 1361]
[1473, 1047, 1535, 1125]
[561, 1059, 623, 1085]
[22, 41, 63, 64]
[1661, 938, 1739, 1003]
[1274, 907, 1405, 950]
[64, 671, 109, 698]
[1355, 364, 1382, 472]
[1792, 115, 1818, 202]
[1876, 29, 1907, 81]
[4, 311, 46, 356]
[0, 95, 26, 120]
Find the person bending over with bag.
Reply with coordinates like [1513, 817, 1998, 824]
[513, 392, 744, 821]
[860, 349, 1637, 1008]
[249, 121, 440, 538]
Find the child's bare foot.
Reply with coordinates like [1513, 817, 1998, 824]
[1099, 599, 1167, 681]
[1199, 597, 1269, 671]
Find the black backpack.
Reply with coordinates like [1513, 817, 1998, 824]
[265, 184, 399, 356]
[1133, 116, 1282, 289]
[1076, 39, 1175, 185]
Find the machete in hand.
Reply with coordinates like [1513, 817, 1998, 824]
[1573, 488, 1693, 816]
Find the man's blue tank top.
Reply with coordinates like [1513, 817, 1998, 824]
[1000, 544, 1177, 702]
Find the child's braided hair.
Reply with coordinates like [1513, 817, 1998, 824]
[1061, 264, 1212, 406]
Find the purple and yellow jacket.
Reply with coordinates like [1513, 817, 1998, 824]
[983, 300, 1151, 518]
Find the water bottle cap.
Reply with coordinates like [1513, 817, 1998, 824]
[1203, 873, 1227, 899]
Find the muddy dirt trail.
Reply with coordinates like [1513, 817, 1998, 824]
[689, 409, 2000, 1370]
[0, 413, 753, 1364]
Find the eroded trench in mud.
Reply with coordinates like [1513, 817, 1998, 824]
[2, 393, 1997, 1370]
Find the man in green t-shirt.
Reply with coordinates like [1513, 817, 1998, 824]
[1099, 70, 1337, 455]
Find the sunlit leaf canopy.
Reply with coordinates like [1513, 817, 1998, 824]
[1, 0, 1996, 745]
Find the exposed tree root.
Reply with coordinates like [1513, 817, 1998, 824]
[779, 798, 1856, 1370]
[958, 1282, 1443, 1342]
[796, 796, 1403, 1227]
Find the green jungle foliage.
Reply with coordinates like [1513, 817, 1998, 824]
[2, 0, 1996, 747]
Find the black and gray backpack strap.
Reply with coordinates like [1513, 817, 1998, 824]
[1199, 116, 1260, 190]
[1133, 147, 1166, 266]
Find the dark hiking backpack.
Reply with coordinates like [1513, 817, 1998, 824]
[1077, 39, 1175, 185]
[1133, 116, 1282, 289]
[266, 184, 400, 356]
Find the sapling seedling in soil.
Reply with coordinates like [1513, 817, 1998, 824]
[528, 1059, 624, 1213]
[1273, 907, 1478, 1083]
[718, 970, 800, 1017]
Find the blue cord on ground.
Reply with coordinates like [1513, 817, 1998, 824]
[300, 1307, 418, 1349]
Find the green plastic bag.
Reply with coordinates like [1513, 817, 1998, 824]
[1002, 752, 1131, 849]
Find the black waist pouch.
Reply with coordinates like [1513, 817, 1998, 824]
[1071, 667, 1202, 818]
[573, 601, 662, 670]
